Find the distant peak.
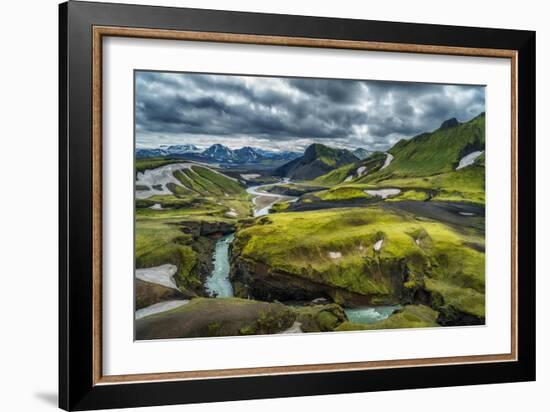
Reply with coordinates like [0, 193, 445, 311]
[440, 118, 460, 129]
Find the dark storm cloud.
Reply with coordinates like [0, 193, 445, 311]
[135, 71, 485, 151]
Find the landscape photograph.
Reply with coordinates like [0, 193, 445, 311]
[133, 70, 486, 340]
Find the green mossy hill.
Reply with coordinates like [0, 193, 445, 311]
[135, 298, 296, 339]
[385, 189, 430, 202]
[274, 143, 358, 180]
[314, 151, 386, 185]
[135, 279, 191, 309]
[294, 304, 348, 332]
[362, 112, 485, 181]
[336, 305, 439, 331]
[313, 186, 373, 201]
[232, 206, 485, 320]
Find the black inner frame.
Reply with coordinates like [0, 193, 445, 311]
[59, 1, 536, 410]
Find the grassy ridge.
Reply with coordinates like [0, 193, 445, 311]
[368, 113, 485, 180]
[135, 157, 183, 173]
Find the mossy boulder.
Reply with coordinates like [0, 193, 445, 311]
[135, 297, 296, 340]
[335, 304, 439, 331]
[294, 304, 348, 332]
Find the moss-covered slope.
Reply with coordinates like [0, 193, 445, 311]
[135, 297, 296, 339]
[231, 207, 485, 322]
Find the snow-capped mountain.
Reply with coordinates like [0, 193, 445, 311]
[254, 148, 301, 161]
[353, 148, 372, 160]
[136, 144, 200, 158]
[202, 144, 239, 162]
[234, 146, 261, 163]
[162, 144, 200, 154]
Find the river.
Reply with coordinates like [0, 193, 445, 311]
[205, 233, 235, 297]
[246, 180, 297, 217]
[204, 182, 297, 297]
[344, 305, 401, 324]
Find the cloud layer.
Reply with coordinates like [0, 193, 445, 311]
[136, 71, 485, 152]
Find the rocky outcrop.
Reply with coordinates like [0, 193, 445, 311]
[135, 279, 193, 309]
[178, 221, 236, 239]
[274, 143, 358, 180]
[230, 257, 405, 308]
[135, 297, 295, 340]
[440, 117, 460, 129]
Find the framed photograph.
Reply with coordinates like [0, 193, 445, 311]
[59, 1, 535, 410]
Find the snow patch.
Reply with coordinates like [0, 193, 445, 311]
[135, 300, 188, 320]
[328, 251, 342, 259]
[225, 208, 238, 217]
[381, 153, 394, 170]
[279, 321, 303, 334]
[365, 188, 401, 199]
[344, 175, 353, 182]
[373, 239, 384, 251]
[135, 264, 179, 290]
[240, 173, 261, 180]
[150, 203, 164, 210]
[456, 151, 483, 170]
[136, 162, 237, 199]
[356, 166, 367, 177]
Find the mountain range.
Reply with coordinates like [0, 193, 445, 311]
[136, 143, 301, 165]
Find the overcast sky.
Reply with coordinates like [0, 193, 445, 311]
[135, 71, 485, 152]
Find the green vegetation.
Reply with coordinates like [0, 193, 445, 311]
[336, 305, 439, 331]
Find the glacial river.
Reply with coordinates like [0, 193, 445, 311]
[205, 181, 295, 297]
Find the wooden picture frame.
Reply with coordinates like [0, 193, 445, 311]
[59, 1, 535, 410]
